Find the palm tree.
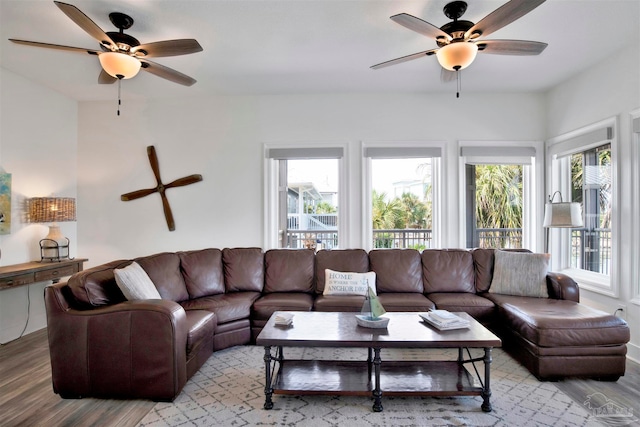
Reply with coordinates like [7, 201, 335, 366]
[474, 165, 522, 230]
[372, 190, 404, 229]
[399, 193, 427, 228]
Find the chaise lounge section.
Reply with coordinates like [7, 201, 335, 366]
[44, 247, 630, 401]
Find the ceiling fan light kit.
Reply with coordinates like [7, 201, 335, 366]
[435, 41, 478, 71]
[98, 52, 141, 79]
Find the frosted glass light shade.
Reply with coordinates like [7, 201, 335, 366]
[99, 52, 141, 79]
[543, 202, 584, 228]
[436, 42, 478, 71]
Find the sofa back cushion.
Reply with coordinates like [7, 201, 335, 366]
[422, 249, 475, 293]
[179, 248, 225, 298]
[369, 249, 423, 293]
[222, 247, 264, 292]
[471, 248, 531, 292]
[136, 252, 188, 302]
[315, 249, 369, 294]
[264, 249, 315, 293]
[67, 259, 130, 307]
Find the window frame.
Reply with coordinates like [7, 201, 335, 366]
[458, 140, 544, 251]
[263, 142, 349, 250]
[361, 140, 445, 251]
[546, 117, 619, 297]
[630, 109, 640, 305]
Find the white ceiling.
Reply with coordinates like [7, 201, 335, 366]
[1, 0, 639, 101]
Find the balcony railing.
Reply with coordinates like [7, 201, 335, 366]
[288, 213, 337, 230]
[571, 228, 611, 275]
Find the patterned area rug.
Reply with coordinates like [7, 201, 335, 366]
[138, 346, 602, 427]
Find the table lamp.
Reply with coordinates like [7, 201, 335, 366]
[27, 197, 76, 262]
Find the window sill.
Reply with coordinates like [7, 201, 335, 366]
[560, 267, 616, 297]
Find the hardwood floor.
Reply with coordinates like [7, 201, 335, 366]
[1, 328, 639, 426]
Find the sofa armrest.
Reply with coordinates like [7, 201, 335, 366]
[546, 272, 580, 302]
[45, 283, 188, 401]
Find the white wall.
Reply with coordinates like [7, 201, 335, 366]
[77, 92, 545, 265]
[545, 44, 640, 362]
[0, 67, 78, 343]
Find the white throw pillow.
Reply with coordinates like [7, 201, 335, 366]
[489, 251, 550, 298]
[114, 261, 162, 300]
[323, 269, 377, 296]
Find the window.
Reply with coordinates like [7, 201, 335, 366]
[569, 144, 612, 274]
[363, 144, 443, 250]
[460, 143, 542, 251]
[547, 120, 617, 295]
[465, 164, 524, 249]
[264, 145, 346, 250]
[282, 159, 339, 249]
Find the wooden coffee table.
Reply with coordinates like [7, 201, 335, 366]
[256, 311, 501, 412]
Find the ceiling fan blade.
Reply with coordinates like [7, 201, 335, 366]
[131, 39, 203, 58]
[147, 146, 164, 186]
[391, 13, 452, 41]
[477, 39, 547, 55]
[139, 59, 197, 86]
[441, 68, 456, 82]
[54, 1, 116, 50]
[160, 193, 176, 231]
[166, 175, 203, 189]
[371, 48, 438, 70]
[9, 39, 100, 55]
[121, 187, 158, 201]
[98, 69, 117, 84]
[464, 0, 546, 40]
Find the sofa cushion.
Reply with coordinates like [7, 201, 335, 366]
[377, 293, 435, 312]
[485, 293, 630, 347]
[313, 295, 366, 312]
[136, 252, 189, 302]
[222, 247, 264, 292]
[264, 249, 314, 293]
[180, 292, 261, 324]
[252, 293, 315, 321]
[67, 259, 130, 307]
[114, 262, 162, 300]
[422, 249, 475, 293]
[489, 251, 550, 298]
[315, 249, 369, 294]
[184, 310, 216, 359]
[369, 249, 423, 293]
[426, 292, 495, 321]
[179, 249, 225, 298]
[323, 269, 377, 296]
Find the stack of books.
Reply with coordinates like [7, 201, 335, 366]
[274, 312, 294, 326]
[419, 310, 470, 330]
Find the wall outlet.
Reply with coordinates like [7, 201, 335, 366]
[614, 305, 627, 320]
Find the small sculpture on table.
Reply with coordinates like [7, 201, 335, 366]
[355, 286, 389, 328]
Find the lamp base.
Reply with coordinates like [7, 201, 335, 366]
[40, 225, 70, 262]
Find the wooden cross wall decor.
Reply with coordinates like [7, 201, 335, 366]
[121, 146, 203, 231]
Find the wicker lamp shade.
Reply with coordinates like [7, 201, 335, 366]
[28, 197, 76, 223]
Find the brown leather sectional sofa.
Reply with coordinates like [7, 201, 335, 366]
[44, 247, 630, 401]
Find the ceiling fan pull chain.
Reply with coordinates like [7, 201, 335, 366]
[117, 78, 122, 116]
[455, 65, 461, 98]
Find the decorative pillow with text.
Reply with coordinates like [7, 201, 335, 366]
[489, 250, 550, 298]
[114, 261, 162, 300]
[323, 269, 377, 296]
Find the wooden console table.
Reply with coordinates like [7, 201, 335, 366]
[0, 258, 88, 290]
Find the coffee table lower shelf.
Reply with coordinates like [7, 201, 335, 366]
[272, 359, 482, 397]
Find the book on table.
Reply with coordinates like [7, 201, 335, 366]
[419, 310, 470, 330]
